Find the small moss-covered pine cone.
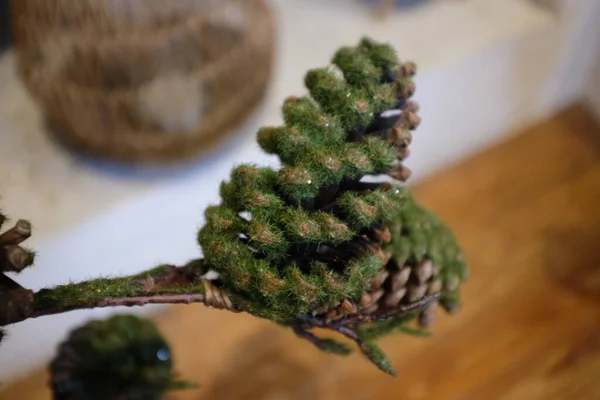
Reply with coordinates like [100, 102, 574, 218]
[49, 314, 189, 400]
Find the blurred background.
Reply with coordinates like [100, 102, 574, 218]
[0, 0, 599, 398]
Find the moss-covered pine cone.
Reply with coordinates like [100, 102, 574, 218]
[49, 314, 189, 400]
[197, 37, 468, 374]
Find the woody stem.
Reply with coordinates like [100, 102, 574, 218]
[0, 259, 240, 327]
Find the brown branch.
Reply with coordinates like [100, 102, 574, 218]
[292, 326, 332, 351]
[1, 260, 239, 327]
[297, 292, 440, 328]
[0, 273, 34, 326]
[26, 294, 208, 321]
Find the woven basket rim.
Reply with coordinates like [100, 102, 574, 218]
[20, 32, 266, 101]
[13, 2, 228, 47]
[12, 0, 276, 163]
[12, 0, 236, 40]
[15, 2, 271, 99]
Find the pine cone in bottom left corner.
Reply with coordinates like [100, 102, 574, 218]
[49, 314, 188, 400]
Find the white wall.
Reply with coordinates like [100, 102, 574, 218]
[583, 10, 600, 119]
[534, 0, 600, 120]
[587, 56, 600, 119]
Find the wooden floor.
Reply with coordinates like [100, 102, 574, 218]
[2, 105, 600, 399]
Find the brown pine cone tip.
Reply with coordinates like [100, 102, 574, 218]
[0, 217, 35, 327]
[0, 219, 33, 273]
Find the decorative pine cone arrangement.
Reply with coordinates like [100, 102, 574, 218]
[49, 314, 189, 400]
[0, 210, 36, 331]
[198, 37, 468, 374]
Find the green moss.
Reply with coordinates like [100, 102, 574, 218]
[246, 218, 289, 261]
[230, 165, 278, 193]
[259, 125, 310, 164]
[337, 187, 406, 231]
[361, 137, 397, 173]
[281, 208, 353, 245]
[256, 126, 281, 154]
[384, 193, 468, 313]
[358, 37, 399, 72]
[282, 96, 320, 125]
[343, 254, 384, 299]
[311, 262, 345, 296]
[219, 181, 239, 210]
[33, 266, 174, 312]
[342, 144, 375, 177]
[338, 192, 379, 229]
[332, 46, 380, 86]
[285, 266, 319, 304]
[203, 206, 238, 233]
[305, 67, 374, 130]
[34, 277, 141, 311]
[277, 166, 320, 203]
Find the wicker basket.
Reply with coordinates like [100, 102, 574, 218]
[10, 0, 275, 163]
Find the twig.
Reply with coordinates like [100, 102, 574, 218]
[292, 293, 440, 375]
[0, 259, 240, 327]
[298, 293, 440, 328]
[293, 326, 331, 351]
[26, 294, 208, 320]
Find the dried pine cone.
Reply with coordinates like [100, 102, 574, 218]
[0, 216, 35, 274]
[49, 314, 189, 400]
[0, 212, 36, 327]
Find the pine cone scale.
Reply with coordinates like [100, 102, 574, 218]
[390, 267, 411, 292]
[383, 287, 406, 308]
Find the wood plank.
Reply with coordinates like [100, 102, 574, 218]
[377, 163, 600, 400]
[413, 105, 600, 228]
[1, 105, 600, 399]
